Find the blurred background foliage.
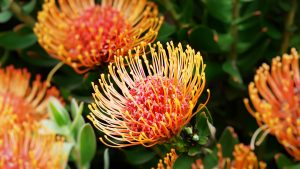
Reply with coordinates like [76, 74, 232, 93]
[1, 0, 300, 168]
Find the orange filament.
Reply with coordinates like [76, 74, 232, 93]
[244, 48, 300, 160]
[88, 41, 209, 147]
[191, 144, 266, 169]
[0, 124, 66, 169]
[0, 66, 61, 126]
[152, 149, 177, 169]
[34, 0, 163, 73]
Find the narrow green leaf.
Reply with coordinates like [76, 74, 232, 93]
[78, 124, 97, 166]
[104, 148, 110, 169]
[62, 142, 75, 169]
[48, 97, 71, 126]
[40, 119, 68, 135]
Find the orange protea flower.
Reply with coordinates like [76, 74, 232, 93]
[0, 124, 66, 169]
[0, 66, 60, 124]
[88, 42, 209, 147]
[191, 144, 266, 169]
[152, 149, 177, 169]
[34, 0, 163, 73]
[244, 48, 300, 160]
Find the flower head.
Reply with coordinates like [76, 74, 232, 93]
[244, 48, 300, 160]
[152, 149, 177, 169]
[0, 123, 66, 169]
[0, 66, 60, 125]
[88, 42, 209, 147]
[191, 144, 266, 169]
[34, 0, 163, 73]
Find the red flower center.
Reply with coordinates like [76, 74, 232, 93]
[126, 76, 190, 139]
[65, 5, 132, 63]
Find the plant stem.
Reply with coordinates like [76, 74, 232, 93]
[281, 0, 297, 53]
[9, 1, 35, 28]
[46, 62, 64, 87]
[230, 0, 239, 61]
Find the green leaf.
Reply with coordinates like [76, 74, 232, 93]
[218, 127, 239, 158]
[1, 0, 10, 10]
[0, 29, 37, 49]
[188, 25, 219, 52]
[206, 0, 232, 23]
[157, 22, 176, 42]
[275, 153, 294, 169]
[0, 10, 12, 23]
[40, 119, 68, 135]
[203, 150, 219, 168]
[287, 164, 300, 169]
[48, 97, 71, 126]
[62, 142, 75, 169]
[22, 0, 36, 14]
[70, 99, 85, 138]
[103, 148, 110, 169]
[70, 99, 84, 119]
[216, 33, 233, 52]
[124, 146, 156, 165]
[173, 153, 195, 169]
[78, 124, 97, 167]
[222, 60, 243, 84]
[195, 112, 210, 145]
[188, 145, 202, 156]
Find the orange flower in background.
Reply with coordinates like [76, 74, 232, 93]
[0, 66, 60, 124]
[191, 144, 266, 169]
[88, 42, 209, 147]
[152, 149, 177, 169]
[34, 0, 163, 73]
[244, 48, 300, 160]
[0, 124, 66, 169]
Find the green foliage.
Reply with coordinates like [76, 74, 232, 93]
[46, 97, 96, 169]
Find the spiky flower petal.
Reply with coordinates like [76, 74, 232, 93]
[88, 42, 209, 147]
[34, 0, 163, 73]
[0, 123, 66, 169]
[0, 66, 60, 125]
[191, 144, 266, 169]
[244, 48, 300, 160]
[152, 149, 177, 169]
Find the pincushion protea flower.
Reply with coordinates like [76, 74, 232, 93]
[244, 48, 300, 160]
[34, 0, 163, 74]
[192, 144, 266, 169]
[0, 66, 60, 124]
[152, 149, 177, 169]
[88, 42, 209, 147]
[0, 123, 66, 169]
